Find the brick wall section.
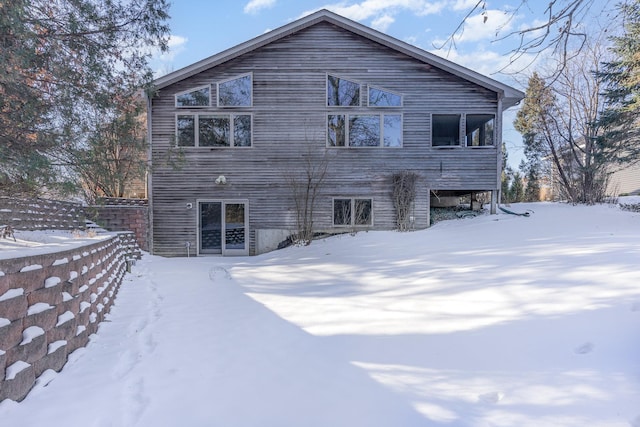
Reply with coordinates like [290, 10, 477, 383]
[0, 232, 140, 402]
[88, 198, 148, 251]
[0, 198, 85, 230]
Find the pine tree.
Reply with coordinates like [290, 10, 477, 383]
[510, 171, 525, 202]
[520, 159, 541, 202]
[597, 0, 640, 168]
[0, 0, 169, 196]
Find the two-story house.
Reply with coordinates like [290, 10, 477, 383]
[147, 9, 524, 256]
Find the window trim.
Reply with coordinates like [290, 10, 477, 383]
[367, 85, 403, 108]
[175, 112, 253, 148]
[175, 85, 211, 108]
[327, 113, 403, 148]
[332, 197, 374, 227]
[326, 73, 362, 107]
[217, 72, 253, 108]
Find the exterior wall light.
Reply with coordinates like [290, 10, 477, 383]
[215, 175, 227, 185]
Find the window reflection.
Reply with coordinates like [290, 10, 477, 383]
[349, 115, 380, 147]
[199, 116, 230, 147]
[176, 87, 210, 107]
[369, 87, 402, 107]
[328, 114, 346, 146]
[177, 115, 195, 146]
[219, 74, 252, 107]
[383, 115, 402, 147]
[234, 115, 252, 147]
[327, 75, 360, 106]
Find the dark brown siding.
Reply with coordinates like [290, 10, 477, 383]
[150, 22, 502, 256]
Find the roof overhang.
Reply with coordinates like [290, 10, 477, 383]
[153, 9, 524, 108]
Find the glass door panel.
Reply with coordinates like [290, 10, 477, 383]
[200, 202, 222, 254]
[224, 203, 246, 251]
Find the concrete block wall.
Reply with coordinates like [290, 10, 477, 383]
[0, 197, 85, 230]
[0, 232, 140, 402]
[88, 198, 148, 251]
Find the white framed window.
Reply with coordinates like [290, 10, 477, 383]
[175, 85, 211, 107]
[176, 113, 252, 147]
[218, 73, 252, 107]
[327, 113, 402, 148]
[333, 198, 373, 226]
[465, 114, 495, 147]
[327, 74, 361, 107]
[368, 85, 403, 107]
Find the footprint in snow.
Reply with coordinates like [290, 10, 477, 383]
[209, 266, 231, 281]
[478, 392, 504, 404]
[574, 342, 594, 354]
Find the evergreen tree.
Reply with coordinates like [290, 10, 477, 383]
[500, 143, 512, 203]
[510, 171, 525, 202]
[501, 168, 516, 204]
[597, 0, 640, 168]
[0, 0, 169, 196]
[520, 159, 541, 202]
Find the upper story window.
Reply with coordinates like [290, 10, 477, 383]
[176, 113, 252, 148]
[218, 73, 252, 107]
[368, 86, 402, 107]
[432, 114, 461, 147]
[328, 113, 402, 148]
[466, 114, 495, 146]
[176, 86, 210, 107]
[327, 74, 361, 107]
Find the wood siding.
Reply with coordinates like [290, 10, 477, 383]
[150, 22, 504, 256]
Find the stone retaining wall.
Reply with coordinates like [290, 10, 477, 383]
[0, 233, 140, 402]
[88, 198, 148, 251]
[0, 198, 85, 231]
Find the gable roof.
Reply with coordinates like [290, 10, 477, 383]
[153, 9, 524, 108]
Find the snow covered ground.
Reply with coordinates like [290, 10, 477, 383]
[1, 201, 640, 426]
[0, 229, 111, 260]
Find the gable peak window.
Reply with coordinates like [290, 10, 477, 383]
[218, 73, 252, 107]
[176, 86, 210, 107]
[368, 86, 402, 107]
[327, 74, 361, 107]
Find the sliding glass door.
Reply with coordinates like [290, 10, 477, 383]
[198, 200, 248, 256]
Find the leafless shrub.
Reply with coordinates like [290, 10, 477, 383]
[392, 171, 419, 231]
[284, 142, 331, 245]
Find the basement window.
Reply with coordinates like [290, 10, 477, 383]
[333, 198, 373, 226]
